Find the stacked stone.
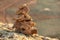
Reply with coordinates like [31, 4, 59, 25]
[13, 4, 37, 35]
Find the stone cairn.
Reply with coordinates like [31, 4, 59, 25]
[12, 4, 37, 36]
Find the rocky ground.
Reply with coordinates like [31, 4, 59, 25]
[0, 23, 59, 40]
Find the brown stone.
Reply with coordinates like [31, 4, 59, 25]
[12, 4, 37, 35]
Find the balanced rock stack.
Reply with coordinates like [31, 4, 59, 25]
[13, 4, 37, 35]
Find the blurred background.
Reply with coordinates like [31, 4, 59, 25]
[0, 0, 60, 39]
